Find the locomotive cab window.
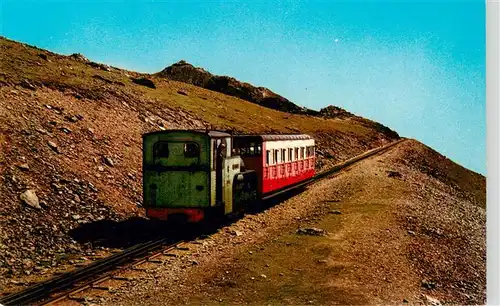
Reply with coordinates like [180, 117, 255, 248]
[184, 142, 200, 158]
[153, 142, 169, 159]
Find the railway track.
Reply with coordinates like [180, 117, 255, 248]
[0, 138, 405, 306]
[0, 239, 183, 305]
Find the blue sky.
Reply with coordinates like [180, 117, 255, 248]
[1, 1, 486, 174]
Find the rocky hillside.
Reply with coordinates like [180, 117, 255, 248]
[0, 36, 402, 293]
[156, 60, 318, 115]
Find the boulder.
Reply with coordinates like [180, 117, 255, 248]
[131, 77, 156, 89]
[47, 141, 60, 153]
[20, 189, 41, 209]
[387, 170, 402, 178]
[70, 53, 89, 62]
[296, 227, 327, 236]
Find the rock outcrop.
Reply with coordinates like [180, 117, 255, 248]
[319, 105, 355, 119]
[156, 60, 317, 115]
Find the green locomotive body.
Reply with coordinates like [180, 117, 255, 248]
[143, 130, 257, 222]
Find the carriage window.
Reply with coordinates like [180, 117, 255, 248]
[154, 142, 169, 159]
[281, 149, 286, 162]
[266, 150, 271, 165]
[274, 150, 279, 164]
[238, 144, 262, 156]
[184, 142, 200, 158]
[289, 148, 293, 161]
[301, 147, 305, 159]
[295, 148, 299, 160]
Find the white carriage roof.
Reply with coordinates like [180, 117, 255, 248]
[234, 134, 313, 141]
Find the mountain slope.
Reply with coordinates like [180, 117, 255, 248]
[156, 61, 400, 140]
[156, 60, 312, 114]
[0, 36, 400, 292]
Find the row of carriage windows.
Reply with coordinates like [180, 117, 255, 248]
[266, 146, 315, 165]
[153, 141, 314, 165]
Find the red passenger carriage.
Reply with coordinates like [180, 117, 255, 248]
[233, 134, 316, 197]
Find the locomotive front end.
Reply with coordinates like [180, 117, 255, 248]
[142, 131, 211, 222]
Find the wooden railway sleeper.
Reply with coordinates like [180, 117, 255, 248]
[91, 285, 110, 291]
[131, 266, 148, 271]
[67, 295, 87, 302]
[111, 276, 134, 281]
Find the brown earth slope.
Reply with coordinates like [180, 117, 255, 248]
[0, 36, 400, 293]
[99, 140, 485, 305]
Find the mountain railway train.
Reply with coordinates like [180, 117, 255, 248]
[143, 130, 316, 222]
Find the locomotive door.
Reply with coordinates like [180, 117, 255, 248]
[215, 138, 226, 205]
[222, 156, 241, 214]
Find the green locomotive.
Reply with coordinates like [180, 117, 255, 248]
[143, 130, 257, 222]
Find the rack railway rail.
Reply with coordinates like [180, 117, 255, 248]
[0, 138, 405, 306]
[0, 239, 183, 306]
